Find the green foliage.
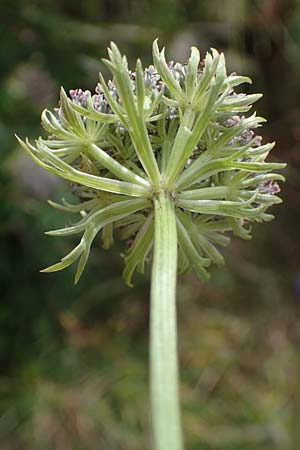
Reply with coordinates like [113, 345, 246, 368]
[18, 41, 284, 286]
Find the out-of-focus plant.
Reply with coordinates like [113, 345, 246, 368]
[17, 40, 285, 450]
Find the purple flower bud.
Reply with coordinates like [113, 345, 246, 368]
[239, 129, 254, 145]
[224, 115, 241, 128]
[69, 89, 77, 98]
[168, 107, 178, 120]
[252, 135, 263, 147]
[69, 89, 90, 107]
[261, 181, 281, 195]
[95, 83, 104, 94]
[144, 66, 160, 89]
[148, 65, 157, 75]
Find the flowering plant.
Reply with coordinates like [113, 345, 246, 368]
[17, 40, 285, 450]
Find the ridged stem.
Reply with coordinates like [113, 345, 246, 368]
[150, 192, 184, 450]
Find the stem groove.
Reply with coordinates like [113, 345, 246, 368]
[150, 192, 183, 450]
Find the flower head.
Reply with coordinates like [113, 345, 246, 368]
[17, 40, 285, 285]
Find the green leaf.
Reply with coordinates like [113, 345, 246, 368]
[191, 49, 220, 105]
[177, 153, 285, 190]
[227, 217, 252, 240]
[185, 46, 200, 99]
[88, 143, 150, 187]
[240, 173, 285, 188]
[59, 87, 86, 137]
[152, 39, 185, 103]
[176, 215, 210, 281]
[41, 110, 76, 141]
[46, 198, 150, 236]
[178, 186, 229, 200]
[48, 198, 100, 213]
[177, 197, 266, 220]
[103, 44, 161, 186]
[20, 137, 151, 197]
[70, 101, 117, 124]
[74, 227, 97, 284]
[176, 209, 224, 265]
[98, 73, 129, 126]
[217, 93, 263, 112]
[123, 213, 154, 286]
[225, 75, 252, 88]
[165, 56, 226, 186]
[42, 198, 150, 283]
[136, 58, 145, 114]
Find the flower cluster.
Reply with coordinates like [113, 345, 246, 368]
[17, 40, 285, 285]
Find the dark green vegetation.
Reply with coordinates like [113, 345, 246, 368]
[1, 1, 300, 449]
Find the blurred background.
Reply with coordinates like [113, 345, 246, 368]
[1, 0, 300, 449]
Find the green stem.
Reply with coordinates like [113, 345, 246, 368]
[150, 192, 184, 450]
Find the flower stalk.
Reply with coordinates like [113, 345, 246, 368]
[150, 192, 183, 450]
